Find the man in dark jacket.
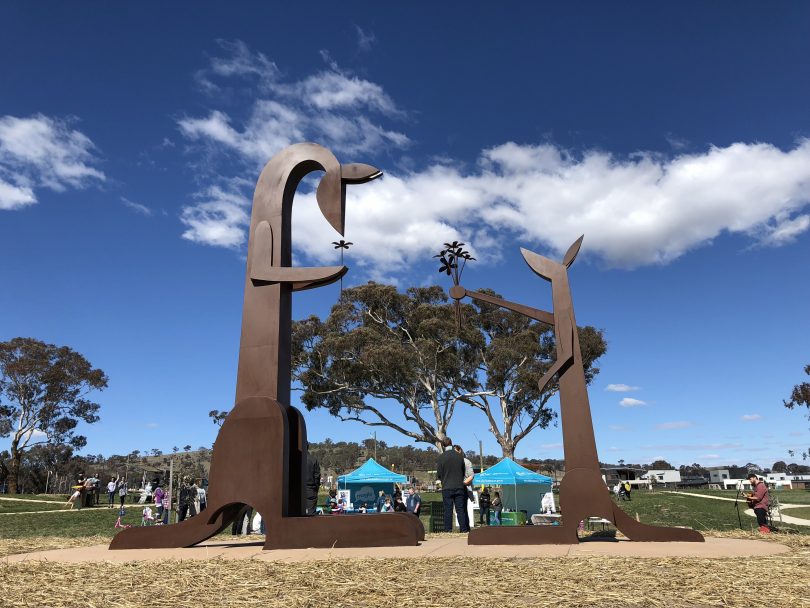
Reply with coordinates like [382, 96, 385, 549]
[436, 436, 470, 532]
[478, 487, 491, 526]
[304, 447, 321, 516]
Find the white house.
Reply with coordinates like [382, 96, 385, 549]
[723, 478, 751, 490]
[708, 468, 731, 484]
[766, 472, 792, 489]
[642, 469, 681, 487]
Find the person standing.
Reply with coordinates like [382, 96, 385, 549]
[118, 478, 128, 508]
[197, 484, 207, 512]
[161, 492, 170, 525]
[623, 480, 632, 501]
[107, 477, 118, 508]
[94, 472, 102, 505]
[83, 473, 98, 508]
[478, 487, 491, 526]
[153, 483, 165, 520]
[746, 474, 771, 534]
[437, 436, 469, 532]
[405, 487, 422, 516]
[491, 491, 503, 526]
[375, 490, 386, 513]
[304, 448, 321, 516]
[178, 477, 198, 522]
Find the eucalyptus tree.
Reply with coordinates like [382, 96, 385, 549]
[292, 282, 482, 450]
[0, 337, 107, 493]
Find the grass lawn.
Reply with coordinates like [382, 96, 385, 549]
[613, 491, 748, 531]
[0, 502, 144, 539]
[668, 487, 810, 505]
[0, 493, 70, 502]
[783, 506, 810, 519]
[0, 500, 65, 514]
[1, 488, 807, 541]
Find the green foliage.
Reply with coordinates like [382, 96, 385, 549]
[0, 338, 107, 493]
[292, 282, 607, 457]
[784, 364, 810, 460]
[460, 289, 607, 457]
[784, 365, 810, 412]
[293, 283, 482, 447]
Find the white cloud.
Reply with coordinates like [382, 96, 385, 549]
[606, 383, 640, 392]
[540, 443, 563, 449]
[619, 397, 647, 408]
[0, 178, 35, 210]
[608, 424, 628, 431]
[700, 454, 722, 460]
[180, 184, 250, 248]
[22, 428, 48, 444]
[146, 423, 159, 429]
[196, 39, 280, 94]
[655, 421, 694, 430]
[741, 414, 762, 421]
[121, 197, 152, 216]
[641, 442, 741, 451]
[759, 214, 810, 246]
[177, 42, 810, 274]
[0, 114, 104, 210]
[355, 25, 376, 52]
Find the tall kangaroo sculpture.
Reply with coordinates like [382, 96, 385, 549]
[451, 237, 703, 544]
[111, 143, 424, 550]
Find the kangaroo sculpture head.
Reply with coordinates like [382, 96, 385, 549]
[520, 235, 584, 283]
[247, 144, 381, 288]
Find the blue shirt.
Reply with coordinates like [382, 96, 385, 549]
[405, 492, 421, 513]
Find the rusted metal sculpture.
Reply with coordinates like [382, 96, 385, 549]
[451, 237, 703, 544]
[111, 143, 424, 550]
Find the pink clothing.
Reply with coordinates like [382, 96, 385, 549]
[750, 481, 769, 510]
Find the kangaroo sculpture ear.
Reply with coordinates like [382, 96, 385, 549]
[563, 235, 584, 268]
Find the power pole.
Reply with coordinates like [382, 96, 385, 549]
[479, 440, 484, 473]
[373, 432, 377, 461]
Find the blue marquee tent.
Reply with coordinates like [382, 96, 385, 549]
[337, 458, 408, 509]
[472, 458, 553, 486]
[472, 458, 553, 516]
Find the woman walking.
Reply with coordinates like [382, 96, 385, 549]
[118, 478, 128, 508]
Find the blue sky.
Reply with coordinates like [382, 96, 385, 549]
[2, 3, 809, 469]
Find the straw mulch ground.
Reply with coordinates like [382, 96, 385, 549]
[1, 532, 808, 608]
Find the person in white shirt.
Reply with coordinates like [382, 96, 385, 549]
[107, 478, 118, 508]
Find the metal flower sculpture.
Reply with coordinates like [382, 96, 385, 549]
[435, 241, 475, 330]
[332, 240, 353, 292]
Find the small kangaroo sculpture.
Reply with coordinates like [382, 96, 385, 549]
[111, 143, 423, 550]
[452, 237, 703, 544]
